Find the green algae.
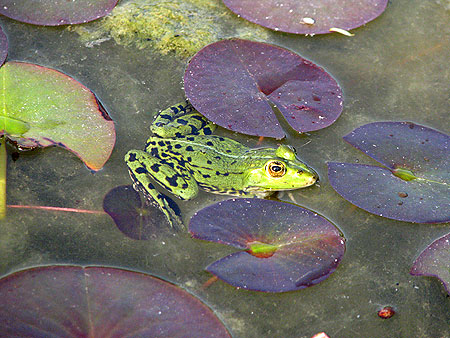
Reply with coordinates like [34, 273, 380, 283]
[71, 0, 270, 58]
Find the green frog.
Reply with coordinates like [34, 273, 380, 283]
[125, 101, 318, 229]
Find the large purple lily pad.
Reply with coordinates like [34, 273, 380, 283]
[189, 198, 346, 292]
[328, 122, 450, 223]
[410, 232, 450, 295]
[0, 0, 119, 26]
[103, 185, 176, 239]
[184, 39, 343, 139]
[222, 0, 388, 35]
[0, 265, 231, 338]
[0, 26, 7, 67]
[0, 61, 115, 171]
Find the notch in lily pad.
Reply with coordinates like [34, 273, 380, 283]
[410, 232, 450, 296]
[328, 122, 450, 223]
[0, 0, 119, 26]
[0, 61, 115, 218]
[184, 39, 343, 139]
[189, 198, 346, 292]
[222, 0, 388, 35]
[103, 185, 177, 239]
[0, 265, 231, 337]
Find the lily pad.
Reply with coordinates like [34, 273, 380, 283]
[0, 265, 231, 338]
[222, 0, 388, 35]
[184, 39, 343, 139]
[103, 185, 178, 239]
[0, 61, 115, 171]
[0, 26, 7, 66]
[328, 122, 450, 223]
[410, 232, 450, 295]
[189, 198, 345, 292]
[0, 0, 119, 26]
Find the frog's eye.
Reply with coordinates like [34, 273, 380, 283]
[266, 160, 286, 178]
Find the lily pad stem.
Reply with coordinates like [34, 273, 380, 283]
[0, 136, 6, 218]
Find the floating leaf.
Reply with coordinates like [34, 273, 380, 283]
[0, 26, 7, 66]
[103, 185, 176, 239]
[410, 232, 450, 295]
[0, 0, 119, 26]
[222, 0, 388, 35]
[0, 61, 115, 171]
[184, 39, 343, 139]
[0, 265, 231, 338]
[328, 122, 450, 223]
[189, 198, 345, 292]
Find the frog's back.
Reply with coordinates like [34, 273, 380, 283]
[145, 135, 256, 194]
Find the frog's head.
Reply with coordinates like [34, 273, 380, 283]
[243, 145, 318, 193]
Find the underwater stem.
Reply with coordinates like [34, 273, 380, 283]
[0, 137, 6, 219]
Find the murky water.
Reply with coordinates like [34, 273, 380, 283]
[1, 0, 449, 337]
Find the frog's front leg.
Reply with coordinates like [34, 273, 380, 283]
[125, 150, 199, 229]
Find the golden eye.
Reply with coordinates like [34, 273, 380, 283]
[266, 160, 286, 178]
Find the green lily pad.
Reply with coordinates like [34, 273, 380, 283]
[0, 61, 115, 170]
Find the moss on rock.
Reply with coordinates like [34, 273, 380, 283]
[71, 0, 270, 58]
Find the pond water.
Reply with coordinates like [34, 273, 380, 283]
[1, 0, 449, 337]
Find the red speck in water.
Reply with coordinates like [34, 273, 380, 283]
[378, 306, 395, 319]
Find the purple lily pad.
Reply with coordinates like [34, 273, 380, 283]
[0, 0, 119, 26]
[0, 61, 115, 171]
[410, 232, 450, 295]
[328, 122, 450, 223]
[0, 26, 7, 67]
[103, 185, 177, 239]
[184, 39, 343, 139]
[222, 0, 388, 35]
[189, 198, 346, 292]
[0, 265, 231, 338]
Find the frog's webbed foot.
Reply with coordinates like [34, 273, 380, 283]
[130, 173, 184, 230]
[141, 182, 184, 230]
[150, 101, 216, 138]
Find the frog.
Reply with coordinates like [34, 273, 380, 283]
[125, 101, 318, 229]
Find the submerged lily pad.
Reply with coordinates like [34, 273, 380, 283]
[0, 265, 231, 338]
[184, 39, 343, 139]
[222, 0, 388, 35]
[0, 61, 115, 170]
[410, 232, 450, 295]
[189, 198, 345, 292]
[0, 0, 119, 26]
[328, 122, 450, 223]
[103, 185, 176, 239]
[0, 27, 7, 66]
